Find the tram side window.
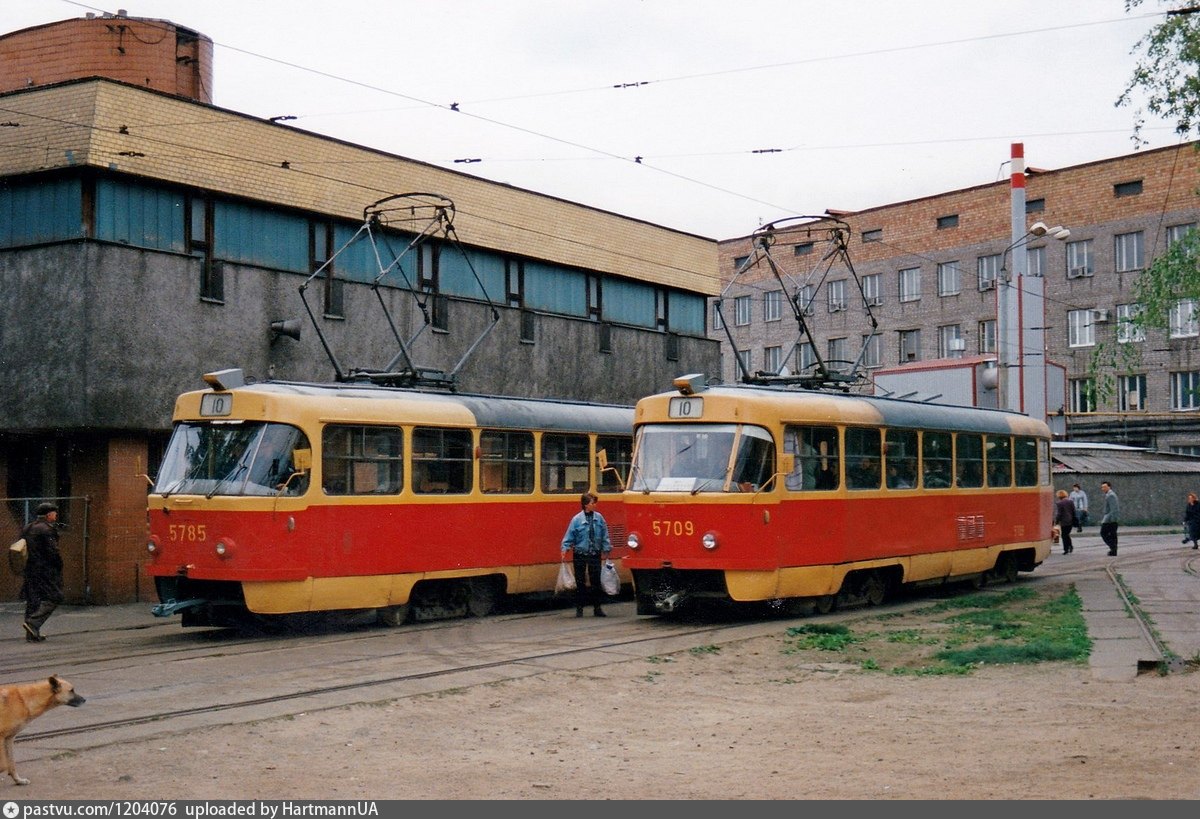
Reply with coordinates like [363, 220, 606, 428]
[542, 433, 590, 493]
[922, 431, 953, 488]
[845, 427, 882, 490]
[1014, 437, 1040, 486]
[596, 434, 633, 494]
[783, 425, 839, 491]
[321, 425, 403, 495]
[731, 425, 775, 491]
[885, 429, 918, 489]
[479, 429, 534, 494]
[956, 433, 984, 488]
[412, 427, 473, 494]
[986, 435, 1012, 487]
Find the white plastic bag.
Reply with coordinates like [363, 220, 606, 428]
[601, 559, 620, 596]
[556, 559, 576, 594]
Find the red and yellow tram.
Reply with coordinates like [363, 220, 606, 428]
[622, 375, 1053, 615]
[146, 369, 633, 627]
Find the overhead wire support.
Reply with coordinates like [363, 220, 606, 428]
[714, 215, 879, 393]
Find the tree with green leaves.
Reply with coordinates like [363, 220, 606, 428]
[1091, 1, 1200, 401]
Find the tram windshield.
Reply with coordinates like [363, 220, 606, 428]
[629, 423, 775, 493]
[154, 421, 311, 497]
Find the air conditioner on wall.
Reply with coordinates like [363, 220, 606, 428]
[948, 338, 966, 351]
[979, 280, 996, 291]
[1067, 266, 1090, 279]
[1091, 308, 1110, 322]
[829, 304, 846, 313]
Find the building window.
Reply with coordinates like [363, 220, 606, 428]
[827, 337, 849, 367]
[937, 261, 961, 296]
[1170, 299, 1199, 338]
[899, 267, 921, 302]
[1167, 223, 1196, 245]
[794, 242, 814, 256]
[862, 228, 882, 243]
[1025, 197, 1045, 213]
[1026, 245, 1046, 277]
[1069, 378, 1096, 413]
[827, 279, 848, 312]
[733, 255, 749, 271]
[1172, 444, 1200, 456]
[899, 329, 921, 362]
[711, 301, 724, 331]
[1114, 180, 1143, 197]
[936, 214, 959, 229]
[1114, 231, 1144, 272]
[764, 289, 782, 322]
[978, 319, 996, 354]
[1118, 374, 1147, 412]
[795, 284, 815, 315]
[862, 273, 882, 306]
[937, 324, 963, 358]
[734, 295, 752, 326]
[763, 345, 783, 375]
[736, 348, 751, 375]
[796, 342, 816, 372]
[977, 254, 1000, 290]
[1116, 303, 1145, 343]
[1066, 238, 1094, 278]
[1171, 371, 1200, 410]
[862, 333, 882, 368]
[1068, 309, 1096, 348]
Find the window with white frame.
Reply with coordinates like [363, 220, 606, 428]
[899, 329, 921, 362]
[1114, 230, 1144, 272]
[763, 345, 783, 374]
[796, 341, 816, 372]
[795, 284, 815, 315]
[937, 324, 963, 358]
[1067, 309, 1096, 348]
[977, 254, 1001, 290]
[827, 337, 848, 365]
[827, 279, 848, 311]
[1170, 299, 1199, 338]
[736, 348, 751, 375]
[1066, 239, 1093, 278]
[1069, 378, 1096, 413]
[1026, 245, 1046, 277]
[711, 301, 723, 330]
[862, 273, 882, 306]
[1116, 303, 1146, 343]
[861, 333, 882, 368]
[937, 261, 961, 296]
[1171, 444, 1200, 456]
[1118, 374, 1147, 411]
[1171, 370, 1200, 410]
[1167, 223, 1196, 246]
[734, 295, 752, 326]
[764, 289, 782, 322]
[978, 319, 996, 353]
[899, 267, 921, 302]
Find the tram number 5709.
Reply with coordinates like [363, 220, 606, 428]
[652, 520, 695, 537]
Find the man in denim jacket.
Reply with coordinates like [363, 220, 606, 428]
[561, 492, 611, 618]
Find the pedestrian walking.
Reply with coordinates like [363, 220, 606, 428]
[1054, 489, 1076, 555]
[1099, 481, 1120, 557]
[1068, 483, 1088, 532]
[1184, 492, 1200, 549]
[560, 492, 612, 617]
[20, 502, 64, 642]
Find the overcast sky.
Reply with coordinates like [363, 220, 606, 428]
[1, 0, 1185, 239]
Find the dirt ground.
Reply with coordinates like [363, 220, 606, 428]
[11, 581, 1200, 801]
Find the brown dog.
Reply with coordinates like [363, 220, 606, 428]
[0, 676, 86, 786]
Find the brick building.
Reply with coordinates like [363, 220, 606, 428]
[0, 12, 719, 605]
[714, 142, 1200, 453]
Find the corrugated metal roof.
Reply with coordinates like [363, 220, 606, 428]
[1052, 452, 1200, 474]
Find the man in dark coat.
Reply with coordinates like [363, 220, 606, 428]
[20, 502, 64, 642]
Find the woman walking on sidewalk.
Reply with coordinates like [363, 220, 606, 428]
[1184, 492, 1200, 549]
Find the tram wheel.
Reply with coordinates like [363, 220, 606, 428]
[466, 577, 502, 617]
[812, 594, 837, 615]
[999, 553, 1019, 584]
[376, 604, 410, 627]
[862, 572, 887, 606]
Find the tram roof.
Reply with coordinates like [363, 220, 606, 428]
[642, 383, 1050, 437]
[221, 380, 635, 435]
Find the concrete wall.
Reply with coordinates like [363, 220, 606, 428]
[1052, 473, 1200, 527]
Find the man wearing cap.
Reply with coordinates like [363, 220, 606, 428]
[20, 502, 64, 642]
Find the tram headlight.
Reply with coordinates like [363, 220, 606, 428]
[146, 536, 160, 556]
[701, 532, 718, 550]
[627, 533, 641, 550]
[214, 538, 234, 558]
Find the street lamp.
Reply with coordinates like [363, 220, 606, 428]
[1000, 222, 1071, 280]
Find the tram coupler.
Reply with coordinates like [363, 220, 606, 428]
[151, 598, 206, 617]
[654, 592, 686, 613]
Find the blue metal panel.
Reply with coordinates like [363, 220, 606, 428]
[668, 289, 705, 335]
[604, 276, 656, 327]
[524, 260, 586, 315]
[0, 178, 82, 247]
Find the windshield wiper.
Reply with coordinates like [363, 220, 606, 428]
[206, 463, 248, 499]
